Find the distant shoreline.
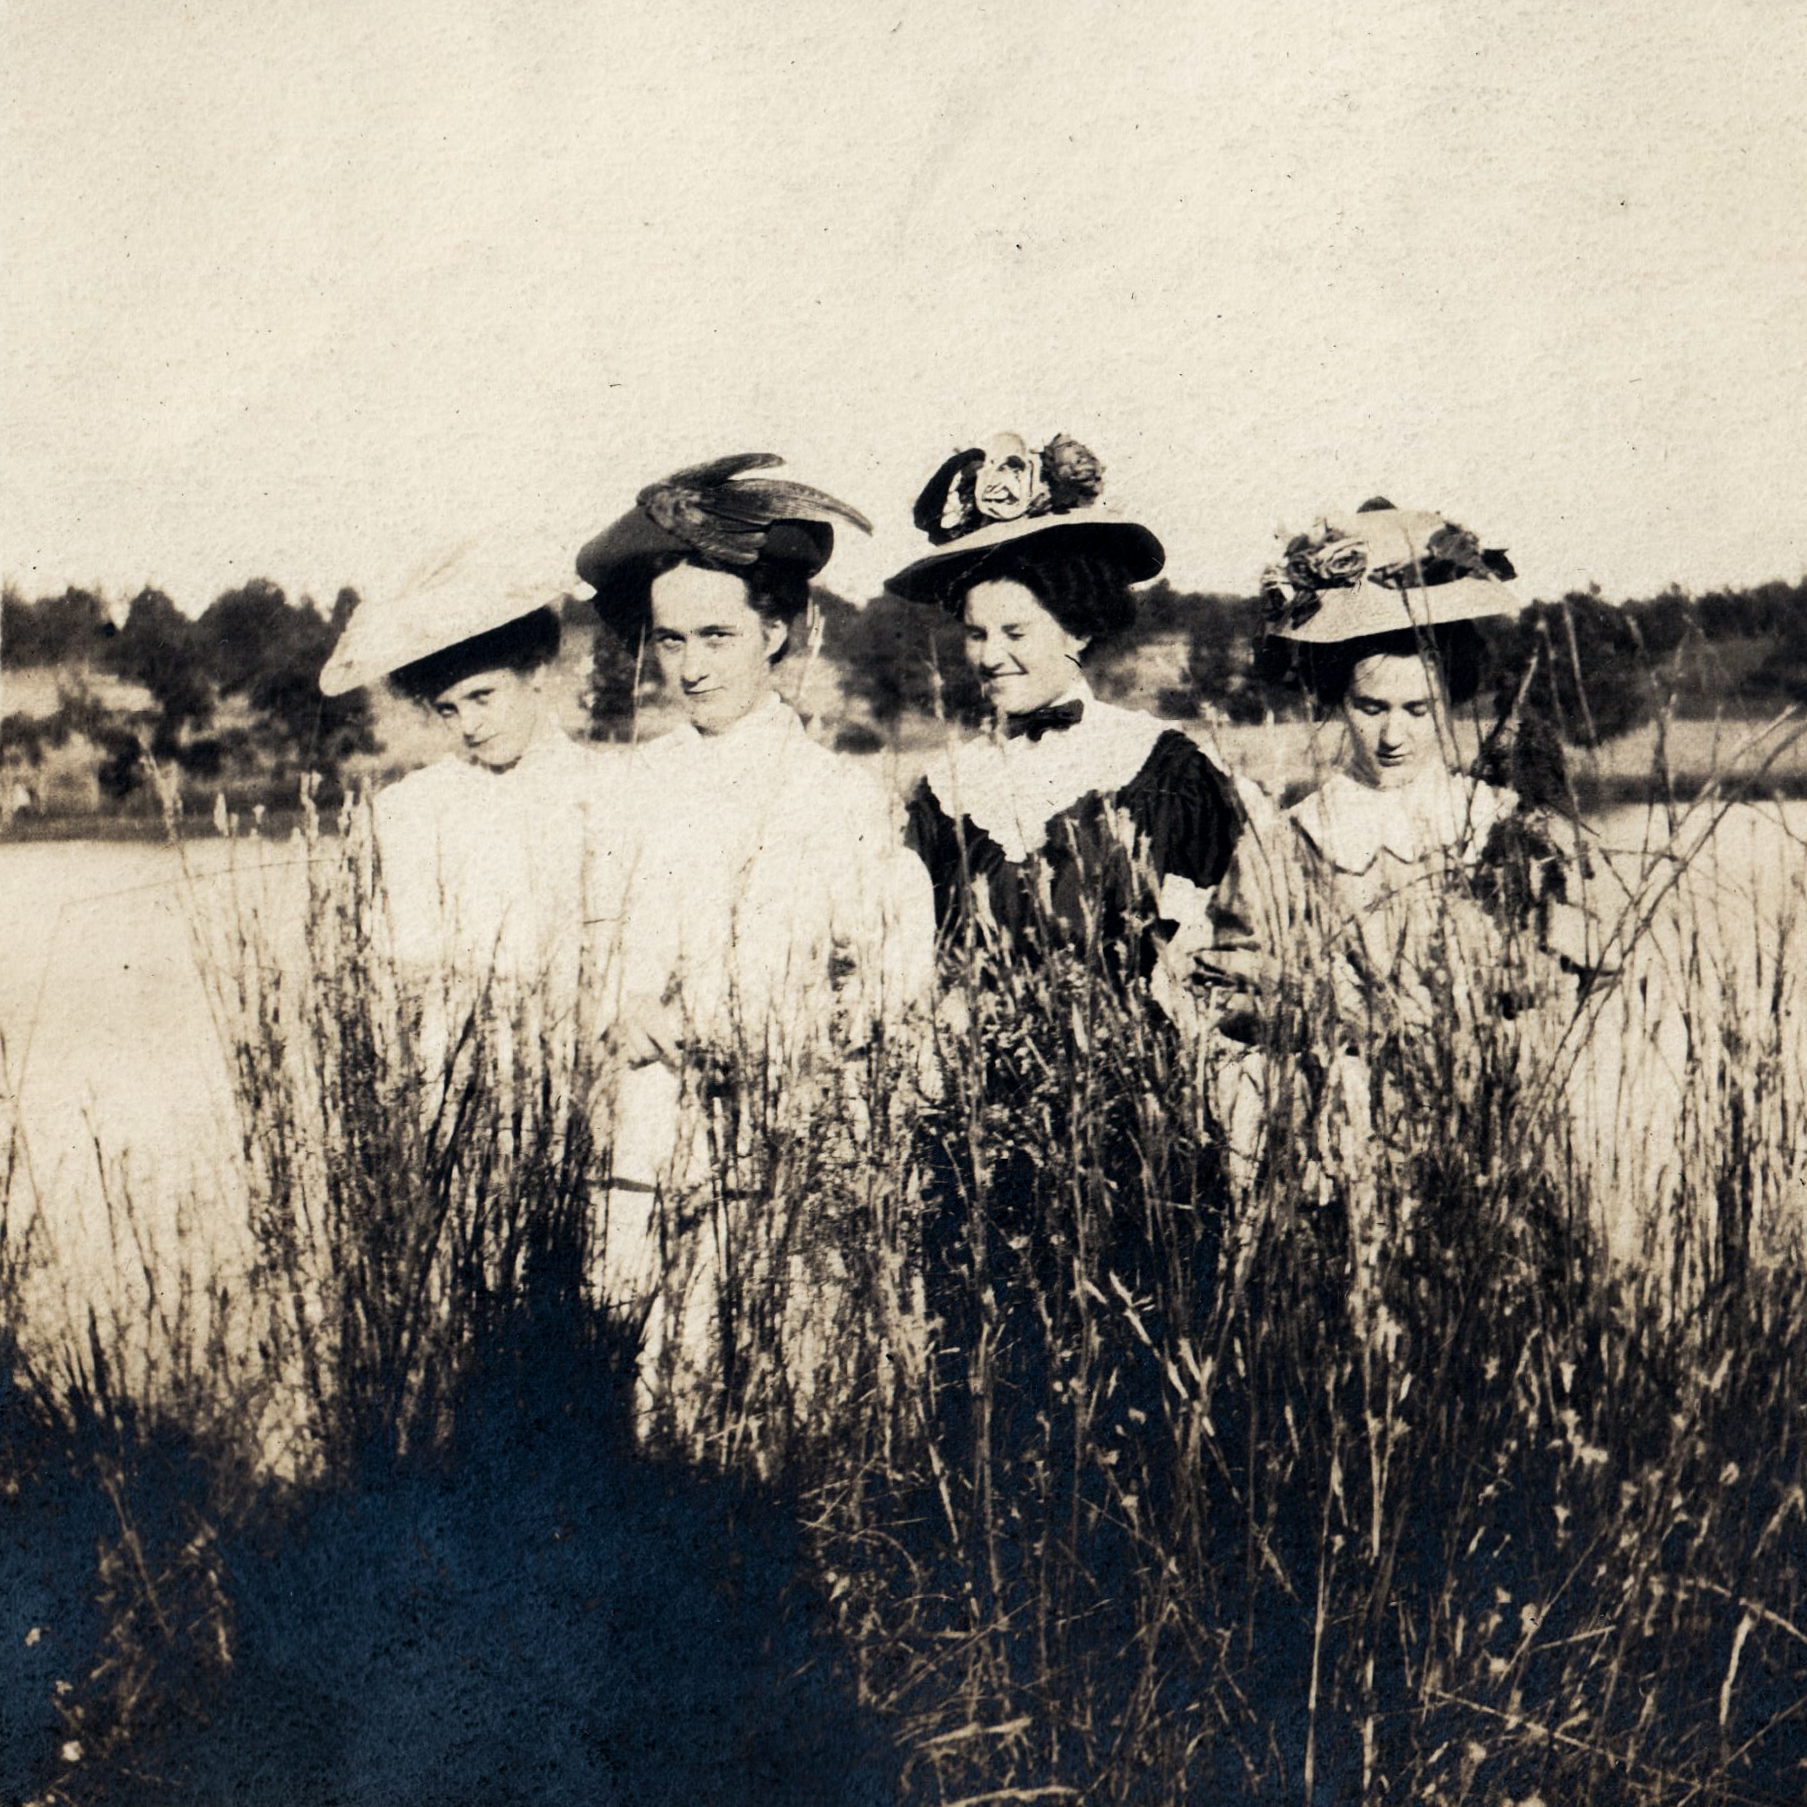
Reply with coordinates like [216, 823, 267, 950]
[6, 768, 1807, 846]
[0, 806, 326, 845]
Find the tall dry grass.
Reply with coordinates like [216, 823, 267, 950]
[797, 765, 1807, 1804]
[3, 679, 1806, 1802]
[191, 782, 609, 1474]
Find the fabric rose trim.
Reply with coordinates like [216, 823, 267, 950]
[1261, 562, 1321, 632]
[915, 432, 1111, 545]
[1261, 519, 1370, 632]
[1040, 434, 1105, 510]
[1262, 513, 1515, 625]
[972, 433, 1046, 523]
[1368, 522, 1517, 590]
[1286, 533, 1371, 593]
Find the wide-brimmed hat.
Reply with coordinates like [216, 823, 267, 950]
[576, 453, 871, 606]
[1259, 501, 1521, 645]
[319, 542, 566, 696]
[883, 432, 1164, 608]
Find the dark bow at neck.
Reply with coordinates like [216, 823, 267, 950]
[1004, 698, 1085, 742]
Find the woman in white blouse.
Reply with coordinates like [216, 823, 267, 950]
[1203, 503, 1567, 1020]
[576, 456, 934, 1438]
[1197, 502, 1593, 1211]
[320, 546, 615, 1079]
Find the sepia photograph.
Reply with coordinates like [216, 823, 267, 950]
[4, 1, 1807, 1800]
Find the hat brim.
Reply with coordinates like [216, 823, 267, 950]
[319, 547, 566, 696]
[883, 510, 1164, 607]
[1271, 573, 1522, 644]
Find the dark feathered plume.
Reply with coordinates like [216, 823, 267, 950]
[635, 453, 872, 567]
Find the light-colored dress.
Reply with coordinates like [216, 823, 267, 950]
[1281, 767, 1516, 1024]
[603, 692, 932, 1064]
[373, 727, 619, 1081]
[1204, 765, 1544, 1018]
[594, 692, 935, 1437]
[1201, 760, 1613, 1317]
[376, 729, 613, 988]
[1202, 762, 1536, 1169]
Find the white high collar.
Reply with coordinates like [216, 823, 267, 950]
[658, 688, 792, 755]
[453, 720, 575, 781]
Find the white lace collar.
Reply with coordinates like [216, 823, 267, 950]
[922, 683, 1169, 863]
[1290, 767, 1513, 875]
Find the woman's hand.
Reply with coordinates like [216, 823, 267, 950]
[605, 991, 688, 1070]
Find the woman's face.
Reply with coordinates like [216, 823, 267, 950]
[961, 579, 1088, 719]
[1340, 651, 1446, 789]
[431, 667, 547, 770]
[648, 563, 786, 735]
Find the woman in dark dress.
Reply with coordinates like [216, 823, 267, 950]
[886, 434, 1245, 1474]
[886, 431, 1243, 991]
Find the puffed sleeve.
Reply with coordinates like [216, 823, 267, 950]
[369, 767, 482, 1083]
[904, 774, 1013, 941]
[1115, 729, 1243, 894]
[1105, 730, 1248, 991]
[372, 768, 456, 981]
[1184, 792, 1299, 1040]
[1199, 828, 1292, 994]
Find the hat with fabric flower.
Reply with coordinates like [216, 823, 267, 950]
[319, 541, 566, 696]
[883, 431, 1164, 608]
[1258, 499, 1521, 645]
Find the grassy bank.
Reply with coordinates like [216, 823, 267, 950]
[3, 755, 1806, 1804]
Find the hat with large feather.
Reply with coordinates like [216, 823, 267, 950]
[319, 541, 566, 697]
[575, 453, 872, 606]
[884, 431, 1164, 608]
[1259, 500, 1522, 645]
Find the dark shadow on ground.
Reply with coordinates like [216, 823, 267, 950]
[35, 1301, 896, 1807]
[1, 1349, 112, 1802]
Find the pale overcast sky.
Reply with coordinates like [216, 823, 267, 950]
[4, 0, 1805, 615]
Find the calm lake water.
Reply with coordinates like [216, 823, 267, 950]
[0, 834, 323, 1349]
[4, 799, 1804, 1347]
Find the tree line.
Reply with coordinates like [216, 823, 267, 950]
[4, 569, 1804, 811]
[2, 581, 377, 804]
[812, 572, 1807, 743]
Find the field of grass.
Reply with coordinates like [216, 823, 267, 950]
[4, 717, 1807, 1802]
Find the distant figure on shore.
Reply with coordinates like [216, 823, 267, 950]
[577, 455, 935, 1440]
[886, 429, 1243, 995]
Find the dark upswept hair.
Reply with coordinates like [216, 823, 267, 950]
[387, 606, 562, 705]
[1260, 621, 1487, 712]
[949, 543, 1138, 653]
[592, 552, 813, 663]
